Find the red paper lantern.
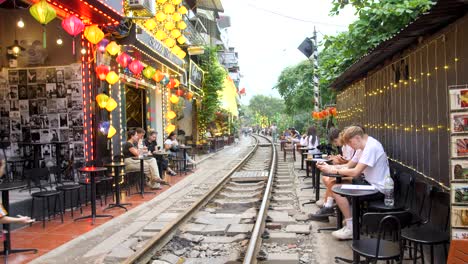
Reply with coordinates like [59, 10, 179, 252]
[331, 107, 337, 117]
[61, 15, 84, 55]
[95, 65, 110, 80]
[152, 70, 164, 82]
[186, 91, 193, 100]
[116, 52, 132, 68]
[128, 60, 144, 75]
[175, 89, 184, 96]
[167, 78, 177, 89]
[322, 110, 329, 117]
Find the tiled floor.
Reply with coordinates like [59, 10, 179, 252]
[0, 173, 190, 264]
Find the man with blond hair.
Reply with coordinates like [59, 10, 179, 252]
[316, 126, 389, 240]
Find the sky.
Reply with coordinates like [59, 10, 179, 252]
[220, 0, 357, 104]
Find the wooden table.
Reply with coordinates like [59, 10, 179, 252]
[131, 157, 156, 198]
[74, 167, 112, 224]
[0, 182, 38, 259]
[103, 162, 131, 211]
[332, 185, 379, 263]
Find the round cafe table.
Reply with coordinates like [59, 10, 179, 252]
[131, 157, 157, 198]
[332, 185, 378, 263]
[74, 167, 112, 225]
[103, 162, 131, 211]
[0, 182, 38, 260]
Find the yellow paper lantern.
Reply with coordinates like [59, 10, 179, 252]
[164, 4, 175, 14]
[172, 13, 182, 22]
[144, 19, 157, 30]
[171, 45, 181, 54]
[166, 124, 176, 133]
[172, 0, 182, 5]
[174, 79, 180, 88]
[84, 25, 104, 44]
[107, 125, 117, 138]
[177, 35, 186, 45]
[169, 94, 179, 104]
[157, 0, 167, 3]
[171, 29, 181, 38]
[155, 30, 167, 40]
[106, 71, 119, 85]
[178, 6, 188, 15]
[156, 11, 166, 22]
[105, 41, 120, 56]
[29, 0, 57, 48]
[177, 21, 187, 30]
[177, 50, 186, 59]
[165, 38, 176, 48]
[105, 97, 118, 111]
[166, 110, 176, 120]
[96, 93, 109, 108]
[165, 21, 175, 31]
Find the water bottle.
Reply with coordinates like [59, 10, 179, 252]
[383, 174, 394, 207]
[138, 139, 144, 158]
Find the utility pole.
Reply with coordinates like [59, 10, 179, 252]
[310, 27, 320, 112]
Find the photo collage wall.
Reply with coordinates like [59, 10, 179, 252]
[449, 84, 468, 240]
[0, 63, 85, 167]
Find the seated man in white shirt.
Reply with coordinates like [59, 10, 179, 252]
[316, 126, 389, 240]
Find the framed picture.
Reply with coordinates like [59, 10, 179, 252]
[452, 229, 468, 240]
[451, 113, 468, 133]
[449, 85, 468, 111]
[452, 183, 468, 205]
[451, 136, 468, 157]
[451, 159, 468, 181]
[451, 206, 468, 228]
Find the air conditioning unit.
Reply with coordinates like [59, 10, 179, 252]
[127, 0, 155, 16]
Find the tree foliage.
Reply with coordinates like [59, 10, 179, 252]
[198, 46, 227, 137]
[246, 95, 285, 123]
[320, 0, 434, 88]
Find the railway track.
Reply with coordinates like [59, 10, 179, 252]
[120, 135, 282, 264]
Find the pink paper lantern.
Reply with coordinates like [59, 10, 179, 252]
[128, 60, 144, 75]
[61, 15, 84, 55]
[116, 52, 132, 68]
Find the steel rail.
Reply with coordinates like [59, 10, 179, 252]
[243, 135, 277, 264]
[123, 135, 267, 264]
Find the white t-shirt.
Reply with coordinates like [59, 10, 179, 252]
[357, 136, 390, 192]
[342, 144, 355, 161]
[164, 138, 179, 147]
[300, 136, 320, 154]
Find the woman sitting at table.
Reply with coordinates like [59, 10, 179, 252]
[144, 130, 177, 176]
[164, 132, 195, 164]
[123, 130, 168, 190]
[316, 125, 389, 240]
[299, 126, 321, 154]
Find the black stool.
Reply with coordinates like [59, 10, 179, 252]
[56, 184, 82, 218]
[30, 190, 64, 228]
[124, 171, 140, 196]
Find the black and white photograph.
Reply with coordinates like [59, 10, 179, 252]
[18, 85, 28, 99]
[68, 82, 82, 98]
[20, 114, 30, 126]
[72, 127, 83, 141]
[59, 113, 68, 128]
[46, 83, 57, 98]
[59, 129, 69, 142]
[56, 83, 66, 98]
[49, 114, 59, 128]
[64, 64, 81, 81]
[31, 130, 40, 142]
[36, 68, 46, 83]
[71, 99, 83, 111]
[37, 98, 47, 114]
[70, 111, 83, 127]
[40, 129, 51, 143]
[46, 68, 56, 83]
[8, 70, 18, 84]
[27, 69, 37, 83]
[19, 100, 29, 112]
[36, 84, 46, 98]
[51, 129, 59, 141]
[18, 70, 27, 85]
[28, 84, 37, 99]
[41, 144, 51, 157]
[30, 115, 48, 129]
[10, 119, 20, 133]
[67, 93, 73, 108]
[9, 111, 20, 119]
[10, 133, 20, 143]
[56, 69, 64, 83]
[22, 127, 31, 142]
[56, 98, 67, 113]
[0, 103, 9, 117]
[10, 100, 19, 111]
[9, 86, 18, 100]
[73, 142, 84, 158]
[29, 100, 39, 115]
[47, 99, 57, 113]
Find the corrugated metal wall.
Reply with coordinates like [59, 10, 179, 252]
[336, 15, 468, 187]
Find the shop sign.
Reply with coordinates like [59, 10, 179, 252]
[135, 25, 184, 68]
[189, 60, 203, 91]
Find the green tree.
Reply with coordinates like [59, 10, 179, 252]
[198, 46, 227, 138]
[246, 95, 285, 124]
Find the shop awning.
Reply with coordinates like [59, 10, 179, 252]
[219, 76, 239, 117]
[196, 0, 224, 12]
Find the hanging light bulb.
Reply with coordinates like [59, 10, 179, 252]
[80, 48, 87, 54]
[17, 18, 25, 28]
[56, 37, 63, 45]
